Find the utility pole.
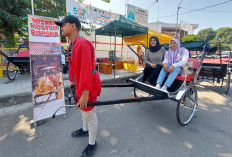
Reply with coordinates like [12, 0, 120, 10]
[125, 0, 129, 17]
[31, 0, 34, 15]
[175, 0, 184, 36]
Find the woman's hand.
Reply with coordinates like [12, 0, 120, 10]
[149, 63, 156, 68]
[76, 90, 89, 110]
[168, 65, 175, 72]
[163, 63, 168, 72]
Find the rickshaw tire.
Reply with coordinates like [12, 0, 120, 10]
[176, 86, 197, 126]
[225, 72, 231, 94]
[6, 61, 18, 80]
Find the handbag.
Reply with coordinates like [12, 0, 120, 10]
[181, 61, 194, 77]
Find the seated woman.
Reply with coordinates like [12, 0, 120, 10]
[155, 38, 189, 91]
[143, 36, 166, 85]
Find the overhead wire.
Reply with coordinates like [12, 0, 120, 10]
[148, 0, 232, 20]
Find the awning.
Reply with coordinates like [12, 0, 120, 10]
[123, 30, 173, 47]
[95, 15, 148, 37]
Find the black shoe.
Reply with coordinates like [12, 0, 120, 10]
[71, 128, 88, 137]
[81, 142, 97, 157]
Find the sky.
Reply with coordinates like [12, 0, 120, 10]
[82, 0, 232, 34]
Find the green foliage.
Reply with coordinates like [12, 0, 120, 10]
[182, 34, 202, 42]
[101, 0, 110, 3]
[34, 0, 66, 18]
[197, 28, 216, 42]
[80, 25, 96, 36]
[211, 27, 232, 51]
[0, 0, 31, 46]
[214, 27, 232, 44]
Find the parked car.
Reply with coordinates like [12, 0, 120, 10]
[221, 51, 232, 58]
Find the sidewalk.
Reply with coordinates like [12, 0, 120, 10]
[0, 69, 143, 108]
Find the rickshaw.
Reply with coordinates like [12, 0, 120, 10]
[0, 40, 30, 80]
[198, 43, 231, 93]
[53, 40, 216, 126]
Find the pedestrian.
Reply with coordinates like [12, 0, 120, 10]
[155, 38, 189, 91]
[55, 15, 101, 157]
[143, 36, 166, 85]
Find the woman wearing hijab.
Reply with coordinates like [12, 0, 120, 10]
[143, 36, 166, 85]
[155, 38, 189, 91]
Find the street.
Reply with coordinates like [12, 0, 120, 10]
[0, 81, 232, 157]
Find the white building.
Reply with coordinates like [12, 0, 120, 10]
[148, 21, 199, 39]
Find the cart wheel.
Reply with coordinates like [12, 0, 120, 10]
[176, 86, 197, 126]
[7, 61, 18, 80]
[134, 87, 151, 98]
[225, 72, 231, 93]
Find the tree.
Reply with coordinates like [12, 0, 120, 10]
[210, 27, 232, 51]
[214, 27, 232, 44]
[33, 0, 66, 18]
[0, 0, 31, 43]
[182, 34, 202, 42]
[197, 28, 216, 42]
[0, 0, 111, 44]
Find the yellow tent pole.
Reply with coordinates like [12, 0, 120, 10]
[0, 54, 3, 78]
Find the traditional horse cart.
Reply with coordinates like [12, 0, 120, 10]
[53, 40, 216, 126]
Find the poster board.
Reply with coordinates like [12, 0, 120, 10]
[28, 15, 66, 122]
[127, 4, 148, 26]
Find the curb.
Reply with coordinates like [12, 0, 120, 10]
[0, 92, 32, 108]
[0, 74, 141, 108]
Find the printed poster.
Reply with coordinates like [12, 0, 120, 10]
[28, 15, 66, 122]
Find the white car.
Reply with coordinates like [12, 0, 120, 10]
[221, 51, 232, 58]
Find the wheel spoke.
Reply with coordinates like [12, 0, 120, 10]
[177, 87, 197, 125]
[7, 62, 18, 80]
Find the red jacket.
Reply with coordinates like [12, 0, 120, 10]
[68, 37, 101, 111]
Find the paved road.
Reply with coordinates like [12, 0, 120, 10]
[0, 82, 232, 157]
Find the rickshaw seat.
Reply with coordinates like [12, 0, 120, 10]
[167, 58, 199, 82]
[175, 75, 195, 82]
[13, 50, 30, 57]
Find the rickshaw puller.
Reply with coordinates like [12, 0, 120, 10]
[55, 15, 101, 157]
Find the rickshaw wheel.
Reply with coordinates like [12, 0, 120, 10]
[225, 72, 231, 93]
[7, 61, 18, 80]
[134, 87, 151, 98]
[176, 86, 197, 126]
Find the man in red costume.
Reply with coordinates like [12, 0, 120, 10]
[55, 15, 101, 157]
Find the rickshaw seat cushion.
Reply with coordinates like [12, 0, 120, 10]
[175, 75, 195, 82]
[13, 50, 30, 57]
[166, 74, 195, 82]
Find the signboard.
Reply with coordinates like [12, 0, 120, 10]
[66, 0, 119, 26]
[28, 15, 66, 122]
[180, 21, 193, 34]
[28, 15, 60, 43]
[127, 4, 148, 26]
